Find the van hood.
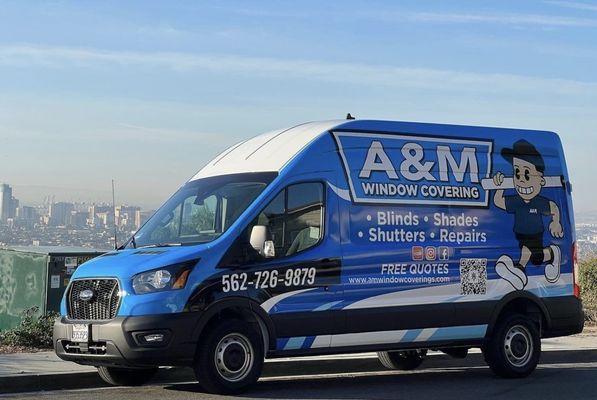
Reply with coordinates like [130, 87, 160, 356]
[72, 244, 210, 279]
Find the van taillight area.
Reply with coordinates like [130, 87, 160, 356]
[573, 241, 581, 298]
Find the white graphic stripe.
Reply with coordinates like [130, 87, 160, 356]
[331, 329, 408, 347]
[311, 335, 332, 348]
[260, 288, 317, 313]
[328, 325, 486, 348]
[414, 328, 438, 342]
[328, 182, 351, 202]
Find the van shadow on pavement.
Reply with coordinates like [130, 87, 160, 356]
[164, 349, 597, 400]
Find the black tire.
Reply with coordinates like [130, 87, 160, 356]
[483, 313, 541, 378]
[97, 366, 157, 386]
[377, 349, 427, 370]
[194, 319, 264, 394]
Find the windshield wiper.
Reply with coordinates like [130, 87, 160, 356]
[137, 242, 182, 249]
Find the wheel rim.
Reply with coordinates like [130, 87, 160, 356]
[214, 333, 254, 382]
[504, 324, 533, 367]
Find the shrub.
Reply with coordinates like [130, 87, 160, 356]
[579, 258, 597, 322]
[0, 307, 59, 349]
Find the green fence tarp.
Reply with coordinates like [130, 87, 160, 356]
[0, 250, 47, 331]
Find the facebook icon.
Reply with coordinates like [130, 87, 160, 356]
[438, 246, 450, 261]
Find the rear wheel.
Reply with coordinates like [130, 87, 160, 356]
[97, 366, 157, 386]
[377, 349, 427, 370]
[194, 319, 264, 394]
[483, 313, 541, 378]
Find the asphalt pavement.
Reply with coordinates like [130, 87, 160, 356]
[1, 328, 595, 399]
[2, 347, 597, 400]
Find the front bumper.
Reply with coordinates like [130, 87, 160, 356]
[53, 312, 202, 368]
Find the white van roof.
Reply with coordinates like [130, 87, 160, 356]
[191, 120, 344, 180]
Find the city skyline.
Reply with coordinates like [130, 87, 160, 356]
[4, 181, 163, 210]
[0, 181, 156, 216]
[0, 181, 156, 250]
[0, 2, 596, 212]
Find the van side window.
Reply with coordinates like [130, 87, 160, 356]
[219, 182, 325, 267]
[256, 182, 324, 258]
[283, 183, 324, 256]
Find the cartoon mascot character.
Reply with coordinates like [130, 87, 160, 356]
[491, 139, 563, 290]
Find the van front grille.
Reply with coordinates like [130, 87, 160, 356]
[68, 279, 120, 320]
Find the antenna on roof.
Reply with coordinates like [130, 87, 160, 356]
[346, 113, 355, 120]
[111, 179, 118, 250]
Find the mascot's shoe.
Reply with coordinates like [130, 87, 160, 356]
[545, 245, 561, 283]
[496, 255, 528, 290]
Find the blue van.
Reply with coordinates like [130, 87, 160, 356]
[54, 119, 584, 394]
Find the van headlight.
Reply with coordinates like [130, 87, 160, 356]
[132, 260, 197, 294]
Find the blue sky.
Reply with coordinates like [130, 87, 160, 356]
[0, 0, 595, 211]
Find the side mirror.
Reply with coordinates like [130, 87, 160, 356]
[249, 225, 275, 258]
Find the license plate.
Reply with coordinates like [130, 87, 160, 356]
[71, 324, 89, 342]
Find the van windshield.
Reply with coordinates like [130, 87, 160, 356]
[129, 172, 276, 248]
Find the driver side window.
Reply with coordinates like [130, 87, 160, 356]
[256, 182, 324, 258]
[219, 182, 325, 267]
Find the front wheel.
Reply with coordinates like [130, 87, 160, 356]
[377, 349, 427, 370]
[97, 366, 157, 386]
[483, 313, 541, 378]
[194, 319, 264, 394]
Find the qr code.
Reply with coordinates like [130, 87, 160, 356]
[460, 258, 487, 295]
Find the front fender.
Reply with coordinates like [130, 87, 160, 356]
[191, 296, 277, 352]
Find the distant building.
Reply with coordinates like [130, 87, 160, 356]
[116, 205, 140, 229]
[49, 202, 75, 226]
[95, 211, 114, 227]
[0, 184, 12, 222]
[15, 205, 39, 228]
[89, 205, 112, 227]
[16, 205, 38, 221]
[69, 210, 89, 227]
[11, 198, 19, 217]
[0, 184, 18, 223]
[135, 209, 154, 230]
